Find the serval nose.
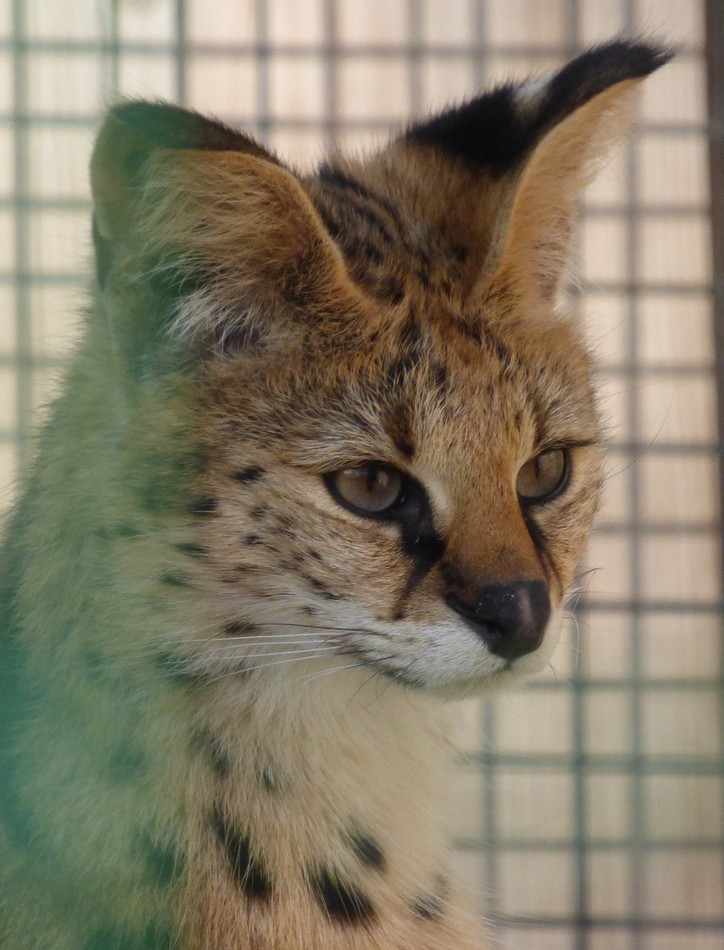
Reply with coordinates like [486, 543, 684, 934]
[446, 580, 551, 661]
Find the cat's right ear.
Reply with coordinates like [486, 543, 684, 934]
[91, 102, 359, 348]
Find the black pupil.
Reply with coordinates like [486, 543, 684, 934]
[367, 468, 383, 493]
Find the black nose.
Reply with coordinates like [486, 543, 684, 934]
[446, 580, 551, 661]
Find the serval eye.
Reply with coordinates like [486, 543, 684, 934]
[326, 463, 404, 516]
[517, 448, 569, 503]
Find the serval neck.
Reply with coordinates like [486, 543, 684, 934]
[184, 665, 457, 939]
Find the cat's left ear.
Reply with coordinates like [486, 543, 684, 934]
[398, 40, 673, 312]
[91, 102, 359, 347]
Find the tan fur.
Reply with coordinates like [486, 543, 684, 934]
[0, 49, 667, 949]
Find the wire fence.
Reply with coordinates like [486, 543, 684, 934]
[1, 2, 722, 948]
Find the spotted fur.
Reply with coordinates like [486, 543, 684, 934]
[0, 40, 671, 949]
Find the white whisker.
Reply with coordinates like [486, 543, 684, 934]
[204, 645, 339, 661]
[202, 637, 335, 646]
[300, 659, 369, 685]
[204, 652, 345, 682]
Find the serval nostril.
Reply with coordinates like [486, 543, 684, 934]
[446, 580, 550, 661]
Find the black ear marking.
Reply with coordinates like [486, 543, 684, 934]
[407, 83, 523, 174]
[406, 39, 674, 175]
[109, 100, 280, 165]
[92, 213, 113, 291]
[93, 99, 279, 296]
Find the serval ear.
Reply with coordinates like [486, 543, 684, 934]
[91, 102, 358, 348]
[396, 40, 673, 313]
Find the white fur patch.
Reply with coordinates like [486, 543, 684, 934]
[514, 72, 554, 114]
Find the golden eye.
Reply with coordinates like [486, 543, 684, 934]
[327, 463, 404, 515]
[516, 448, 569, 503]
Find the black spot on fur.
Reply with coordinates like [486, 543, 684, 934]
[374, 274, 406, 305]
[260, 764, 284, 792]
[382, 314, 423, 457]
[348, 828, 386, 871]
[244, 534, 262, 546]
[411, 873, 449, 920]
[485, 329, 514, 371]
[175, 541, 208, 558]
[95, 524, 141, 541]
[388, 311, 422, 386]
[353, 238, 386, 267]
[107, 742, 146, 782]
[430, 360, 449, 393]
[386, 350, 418, 392]
[275, 513, 295, 531]
[139, 476, 171, 513]
[311, 868, 376, 925]
[302, 574, 341, 600]
[158, 572, 191, 588]
[315, 203, 344, 242]
[223, 620, 259, 637]
[355, 203, 395, 246]
[416, 265, 430, 289]
[452, 243, 469, 263]
[191, 729, 232, 778]
[318, 165, 399, 221]
[382, 376, 417, 458]
[212, 805, 272, 900]
[231, 466, 265, 484]
[189, 497, 217, 516]
[140, 829, 184, 888]
[387, 407, 415, 460]
[154, 651, 208, 688]
[411, 893, 445, 920]
[455, 318, 484, 347]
